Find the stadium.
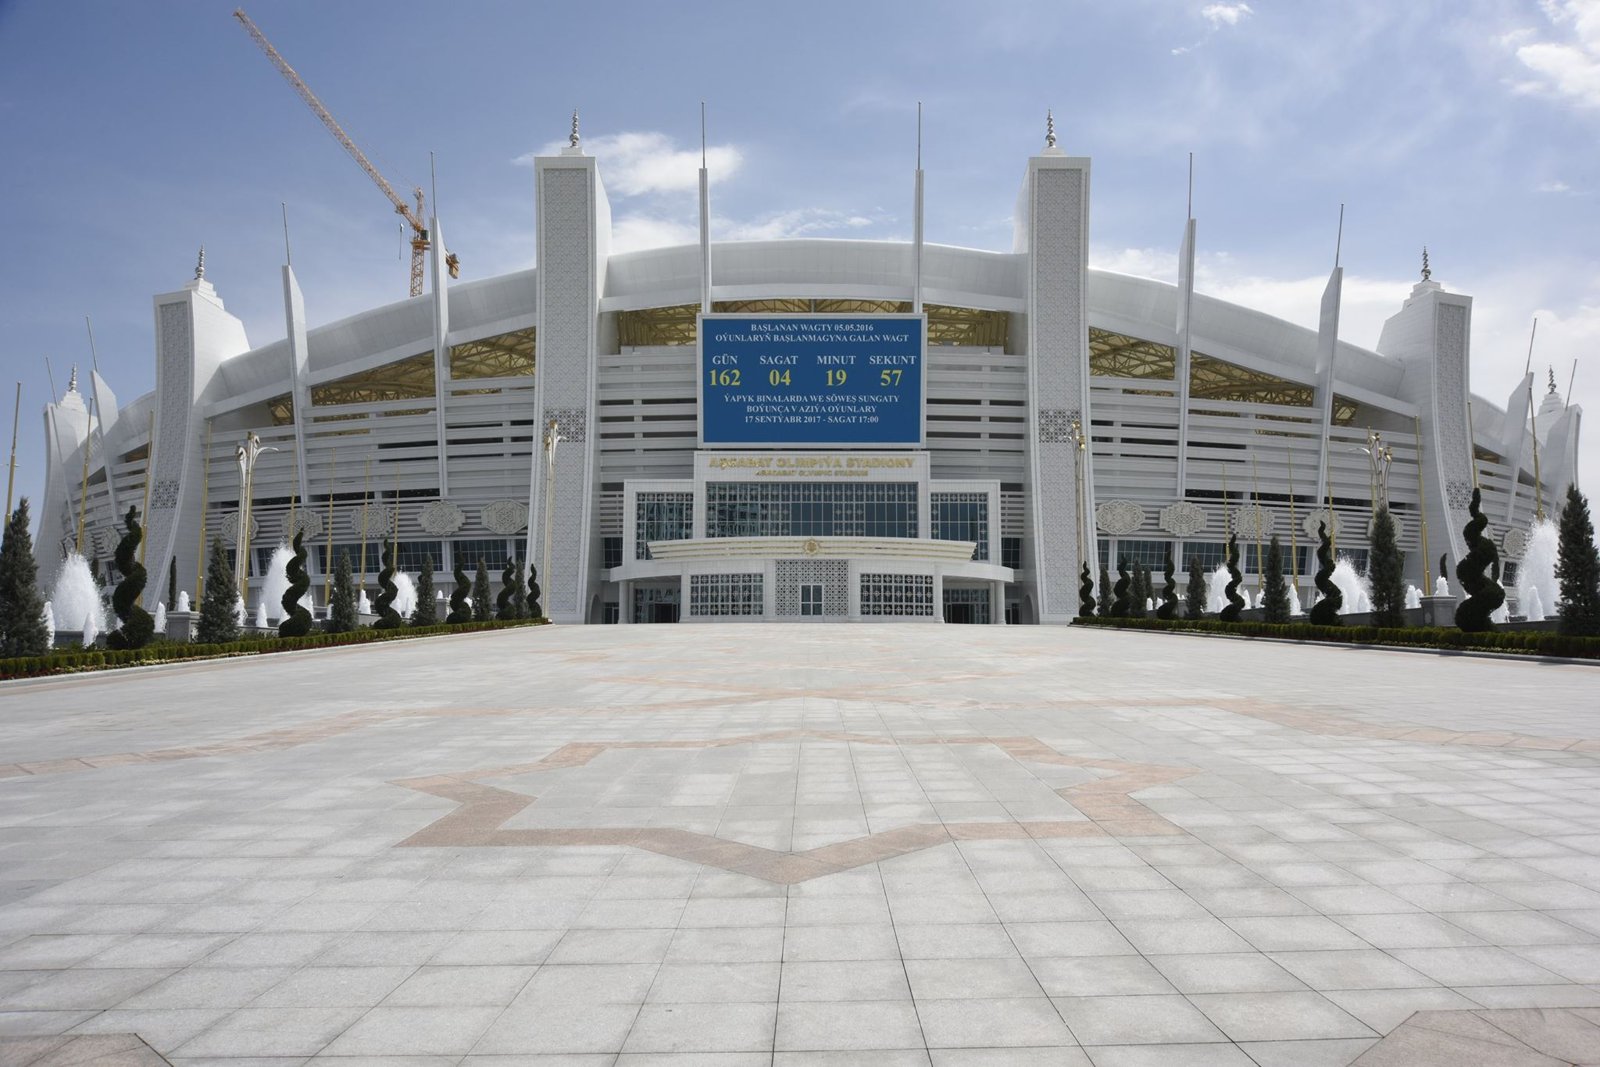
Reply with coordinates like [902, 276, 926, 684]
[35, 126, 1581, 625]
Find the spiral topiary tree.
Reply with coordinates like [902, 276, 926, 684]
[1309, 520, 1343, 625]
[105, 506, 155, 649]
[1218, 534, 1246, 622]
[1078, 562, 1095, 619]
[447, 561, 473, 623]
[1454, 486, 1505, 632]
[1262, 534, 1291, 624]
[371, 542, 403, 629]
[1097, 563, 1112, 616]
[1128, 564, 1148, 619]
[511, 557, 527, 619]
[497, 558, 518, 620]
[1185, 555, 1207, 619]
[527, 560, 543, 619]
[1157, 551, 1177, 620]
[277, 529, 314, 637]
[1110, 558, 1131, 617]
[412, 555, 437, 625]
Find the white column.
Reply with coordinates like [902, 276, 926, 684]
[1174, 217, 1197, 497]
[428, 217, 452, 497]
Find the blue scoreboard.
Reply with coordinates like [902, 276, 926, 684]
[698, 314, 926, 447]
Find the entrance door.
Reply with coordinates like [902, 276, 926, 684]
[800, 583, 823, 617]
[650, 601, 681, 624]
[945, 602, 975, 624]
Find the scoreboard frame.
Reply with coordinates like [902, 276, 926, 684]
[696, 312, 928, 450]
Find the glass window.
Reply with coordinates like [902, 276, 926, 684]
[707, 483, 917, 540]
[603, 536, 623, 569]
[1110, 539, 1173, 570]
[453, 538, 515, 571]
[1001, 536, 1022, 570]
[1182, 541, 1227, 571]
[931, 493, 989, 561]
[860, 573, 934, 616]
[942, 586, 992, 624]
[637, 492, 694, 560]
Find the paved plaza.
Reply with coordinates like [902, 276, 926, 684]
[2, 625, 1599, 1066]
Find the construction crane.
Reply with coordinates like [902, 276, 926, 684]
[234, 8, 459, 297]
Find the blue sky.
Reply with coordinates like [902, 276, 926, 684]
[2, 0, 1598, 519]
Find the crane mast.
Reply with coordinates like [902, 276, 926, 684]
[234, 8, 457, 297]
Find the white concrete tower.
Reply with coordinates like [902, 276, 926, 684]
[527, 113, 611, 623]
[143, 254, 251, 611]
[1016, 113, 1094, 623]
[1378, 252, 1474, 573]
[35, 371, 93, 593]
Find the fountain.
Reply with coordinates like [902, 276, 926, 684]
[153, 602, 167, 635]
[252, 601, 269, 629]
[259, 542, 293, 623]
[175, 590, 191, 612]
[81, 611, 98, 647]
[41, 602, 55, 647]
[50, 551, 106, 634]
[1329, 557, 1372, 616]
[1525, 585, 1546, 622]
[1405, 585, 1422, 609]
[1205, 563, 1232, 614]
[1434, 575, 1450, 597]
[234, 595, 246, 626]
[1517, 520, 1560, 622]
[357, 590, 372, 615]
[1289, 586, 1302, 616]
[394, 572, 417, 618]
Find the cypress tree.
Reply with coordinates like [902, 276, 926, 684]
[412, 554, 437, 625]
[1097, 563, 1112, 617]
[511, 557, 528, 619]
[1185, 555, 1207, 619]
[167, 556, 178, 609]
[1262, 534, 1291, 623]
[448, 561, 472, 623]
[1129, 565, 1149, 619]
[197, 536, 241, 644]
[527, 560, 543, 619]
[0, 499, 50, 657]
[328, 550, 357, 633]
[1368, 505, 1406, 628]
[472, 559, 493, 622]
[1557, 483, 1600, 636]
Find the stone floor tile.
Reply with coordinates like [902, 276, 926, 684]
[929, 1050, 1090, 1066]
[895, 923, 1016, 960]
[1146, 952, 1306, 994]
[1237, 1038, 1380, 1066]
[1006, 921, 1137, 958]
[778, 959, 910, 1001]
[905, 957, 1044, 999]
[469, 1000, 642, 1055]
[544, 929, 674, 965]
[648, 961, 780, 1002]
[1051, 994, 1226, 1045]
[322, 1006, 504, 1055]
[666, 926, 784, 963]
[915, 996, 1076, 1048]
[1112, 919, 1253, 955]
[1391, 946, 1568, 986]
[1029, 955, 1177, 997]
[1322, 987, 1481, 1032]
[379, 964, 534, 1006]
[780, 1052, 932, 1066]
[2, 967, 176, 1010]
[250, 966, 414, 1008]
[775, 999, 924, 1051]
[428, 929, 564, 965]
[65, 1007, 231, 1052]
[781, 924, 901, 961]
[1082, 1043, 1256, 1065]
[1266, 949, 1438, 990]
[1463, 983, 1600, 1007]
[1187, 990, 1377, 1041]
[621, 1002, 777, 1053]
[1224, 915, 1369, 952]
[173, 1006, 367, 1057]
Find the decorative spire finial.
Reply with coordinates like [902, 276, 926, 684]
[569, 110, 580, 148]
[1420, 246, 1430, 282]
[68, 365, 78, 394]
[1045, 110, 1057, 149]
[1549, 365, 1559, 394]
[195, 245, 206, 281]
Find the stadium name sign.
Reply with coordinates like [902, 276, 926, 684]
[698, 314, 926, 447]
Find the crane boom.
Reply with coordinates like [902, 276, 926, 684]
[234, 7, 440, 297]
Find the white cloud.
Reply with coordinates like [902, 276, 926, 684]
[1201, 2, 1253, 28]
[514, 131, 743, 197]
[1507, 0, 1600, 109]
[1538, 179, 1574, 192]
[607, 214, 699, 255]
[722, 208, 880, 242]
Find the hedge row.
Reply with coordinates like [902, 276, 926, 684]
[1074, 615, 1600, 660]
[0, 618, 548, 680]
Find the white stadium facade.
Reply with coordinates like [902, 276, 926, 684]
[35, 126, 1583, 625]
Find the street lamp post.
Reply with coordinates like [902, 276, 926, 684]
[541, 418, 562, 622]
[234, 431, 278, 608]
